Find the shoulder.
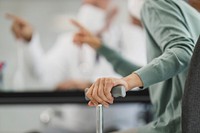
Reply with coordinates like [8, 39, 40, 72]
[141, 0, 185, 24]
[142, 0, 187, 14]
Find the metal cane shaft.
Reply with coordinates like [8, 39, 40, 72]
[96, 104, 103, 133]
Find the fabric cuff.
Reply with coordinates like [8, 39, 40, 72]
[134, 67, 153, 89]
[96, 44, 111, 56]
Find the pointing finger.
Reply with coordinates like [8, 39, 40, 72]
[6, 13, 27, 25]
[6, 13, 20, 21]
[70, 19, 90, 34]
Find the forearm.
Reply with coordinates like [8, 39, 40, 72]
[135, 46, 193, 89]
[121, 45, 192, 90]
[97, 44, 141, 76]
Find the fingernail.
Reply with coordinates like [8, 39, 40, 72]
[94, 103, 98, 106]
[104, 104, 109, 108]
[88, 103, 92, 106]
[109, 100, 113, 104]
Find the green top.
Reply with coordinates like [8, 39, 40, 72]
[97, 0, 200, 133]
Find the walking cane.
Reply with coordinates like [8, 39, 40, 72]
[85, 85, 126, 133]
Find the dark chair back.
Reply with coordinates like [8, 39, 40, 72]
[182, 36, 200, 133]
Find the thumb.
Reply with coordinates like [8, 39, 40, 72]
[113, 79, 129, 91]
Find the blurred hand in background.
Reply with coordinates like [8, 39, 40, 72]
[6, 13, 33, 42]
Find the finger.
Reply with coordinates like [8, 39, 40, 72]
[92, 79, 101, 103]
[70, 19, 90, 34]
[98, 78, 110, 103]
[86, 84, 98, 106]
[88, 100, 109, 108]
[6, 13, 23, 23]
[104, 79, 114, 103]
[6, 13, 27, 26]
[6, 13, 20, 21]
[73, 33, 84, 42]
[90, 82, 102, 105]
[88, 101, 95, 107]
[92, 79, 109, 107]
[70, 19, 86, 31]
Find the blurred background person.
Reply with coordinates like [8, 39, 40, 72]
[6, 0, 147, 133]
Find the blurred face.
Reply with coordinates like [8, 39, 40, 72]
[188, 0, 200, 11]
[78, 0, 116, 34]
[77, 4, 107, 34]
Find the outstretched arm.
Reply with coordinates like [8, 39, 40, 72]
[71, 20, 141, 77]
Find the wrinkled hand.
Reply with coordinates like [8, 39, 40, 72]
[70, 19, 102, 50]
[86, 77, 129, 108]
[6, 13, 33, 42]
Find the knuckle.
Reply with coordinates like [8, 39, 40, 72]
[105, 91, 111, 96]
[98, 99, 103, 103]
[103, 101, 108, 105]
[99, 90, 104, 95]
[86, 92, 92, 97]
[98, 78, 102, 83]
[101, 78, 105, 82]
[92, 93, 97, 98]
[105, 79, 109, 83]
[101, 96, 107, 102]
[96, 78, 101, 82]
[97, 87, 101, 93]
[86, 90, 90, 95]
[91, 100, 96, 104]
[96, 97, 103, 102]
[105, 79, 113, 85]
[97, 94, 105, 100]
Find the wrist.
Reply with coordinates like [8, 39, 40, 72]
[23, 26, 33, 43]
[25, 34, 32, 43]
[91, 36, 102, 50]
[122, 73, 143, 91]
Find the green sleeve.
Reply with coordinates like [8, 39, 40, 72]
[97, 44, 141, 76]
[135, 0, 196, 88]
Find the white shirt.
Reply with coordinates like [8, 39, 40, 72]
[13, 24, 147, 132]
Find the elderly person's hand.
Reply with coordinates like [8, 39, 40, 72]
[86, 73, 143, 108]
[6, 13, 33, 42]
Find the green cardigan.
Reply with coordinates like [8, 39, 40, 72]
[97, 0, 200, 133]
